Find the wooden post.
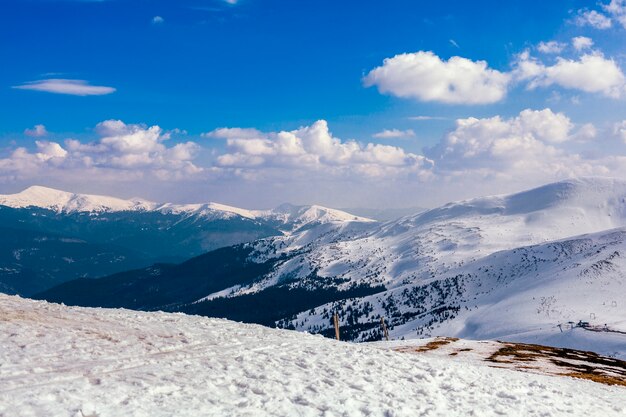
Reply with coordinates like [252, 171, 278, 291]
[381, 317, 389, 341]
[333, 312, 340, 341]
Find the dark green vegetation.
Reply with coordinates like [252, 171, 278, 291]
[35, 244, 385, 329]
[186, 284, 385, 327]
[35, 246, 278, 309]
[0, 206, 282, 295]
[0, 226, 149, 295]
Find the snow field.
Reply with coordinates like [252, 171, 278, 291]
[1, 295, 624, 417]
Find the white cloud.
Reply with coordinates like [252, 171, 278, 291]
[572, 36, 594, 51]
[13, 79, 116, 96]
[372, 129, 416, 139]
[603, 0, 626, 28]
[575, 10, 612, 29]
[363, 51, 510, 104]
[613, 120, 626, 142]
[4, 115, 626, 209]
[69, 120, 200, 173]
[425, 109, 606, 186]
[537, 41, 566, 54]
[0, 120, 201, 185]
[515, 51, 626, 98]
[24, 124, 48, 138]
[35, 141, 68, 161]
[202, 127, 263, 140]
[574, 1, 626, 29]
[215, 120, 432, 178]
[408, 116, 448, 121]
[152, 16, 164, 24]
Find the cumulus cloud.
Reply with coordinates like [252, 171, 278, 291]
[537, 41, 566, 54]
[572, 36, 594, 51]
[574, 1, 626, 29]
[13, 79, 116, 96]
[5, 115, 626, 208]
[67, 120, 201, 174]
[515, 51, 625, 98]
[424, 109, 608, 187]
[603, 0, 626, 28]
[24, 124, 48, 137]
[576, 10, 613, 29]
[363, 51, 510, 104]
[201, 112, 617, 207]
[0, 120, 201, 184]
[214, 120, 432, 178]
[372, 129, 416, 139]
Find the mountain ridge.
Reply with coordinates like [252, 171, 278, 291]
[34, 177, 626, 357]
[0, 185, 375, 226]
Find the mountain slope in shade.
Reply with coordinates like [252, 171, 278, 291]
[2, 295, 623, 417]
[0, 226, 150, 296]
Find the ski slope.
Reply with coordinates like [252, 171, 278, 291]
[0, 295, 623, 417]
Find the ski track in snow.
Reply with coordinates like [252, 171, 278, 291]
[1, 295, 624, 417]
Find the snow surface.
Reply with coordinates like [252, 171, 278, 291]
[1, 295, 624, 417]
[0, 186, 155, 213]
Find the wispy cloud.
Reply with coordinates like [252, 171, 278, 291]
[24, 124, 49, 138]
[408, 116, 448, 121]
[372, 129, 416, 139]
[152, 16, 164, 24]
[13, 79, 116, 96]
[537, 40, 565, 54]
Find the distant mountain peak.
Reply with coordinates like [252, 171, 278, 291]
[0, 186, 374, 227]
[0, 185, 155, 213]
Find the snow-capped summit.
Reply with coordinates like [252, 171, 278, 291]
[414, 177, 626, 226]
[263, 203, 375, 230]
[0, 186, 374, 227]
[156, 202, 260, 220]
[0, 185, 155, 213]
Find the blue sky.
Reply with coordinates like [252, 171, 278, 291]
[2, 0, 626, 208]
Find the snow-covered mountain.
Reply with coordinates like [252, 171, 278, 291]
[0, 185, 373, 228]
[2, 295, 623, 417]
[37, 177, 626, 358]
[0, 185, 156, 213]
[0, 186, 374, 295]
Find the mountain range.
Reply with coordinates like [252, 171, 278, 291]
[0, 186, 373, 295]
[31, 177, 626, 357]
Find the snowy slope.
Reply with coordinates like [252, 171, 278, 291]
[285, 227, 626, 357]
[0, 186, 155, 213]
[184, 178, 626, 355]
[1, 295, 623, 417]
[213, 177, 626, 294]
